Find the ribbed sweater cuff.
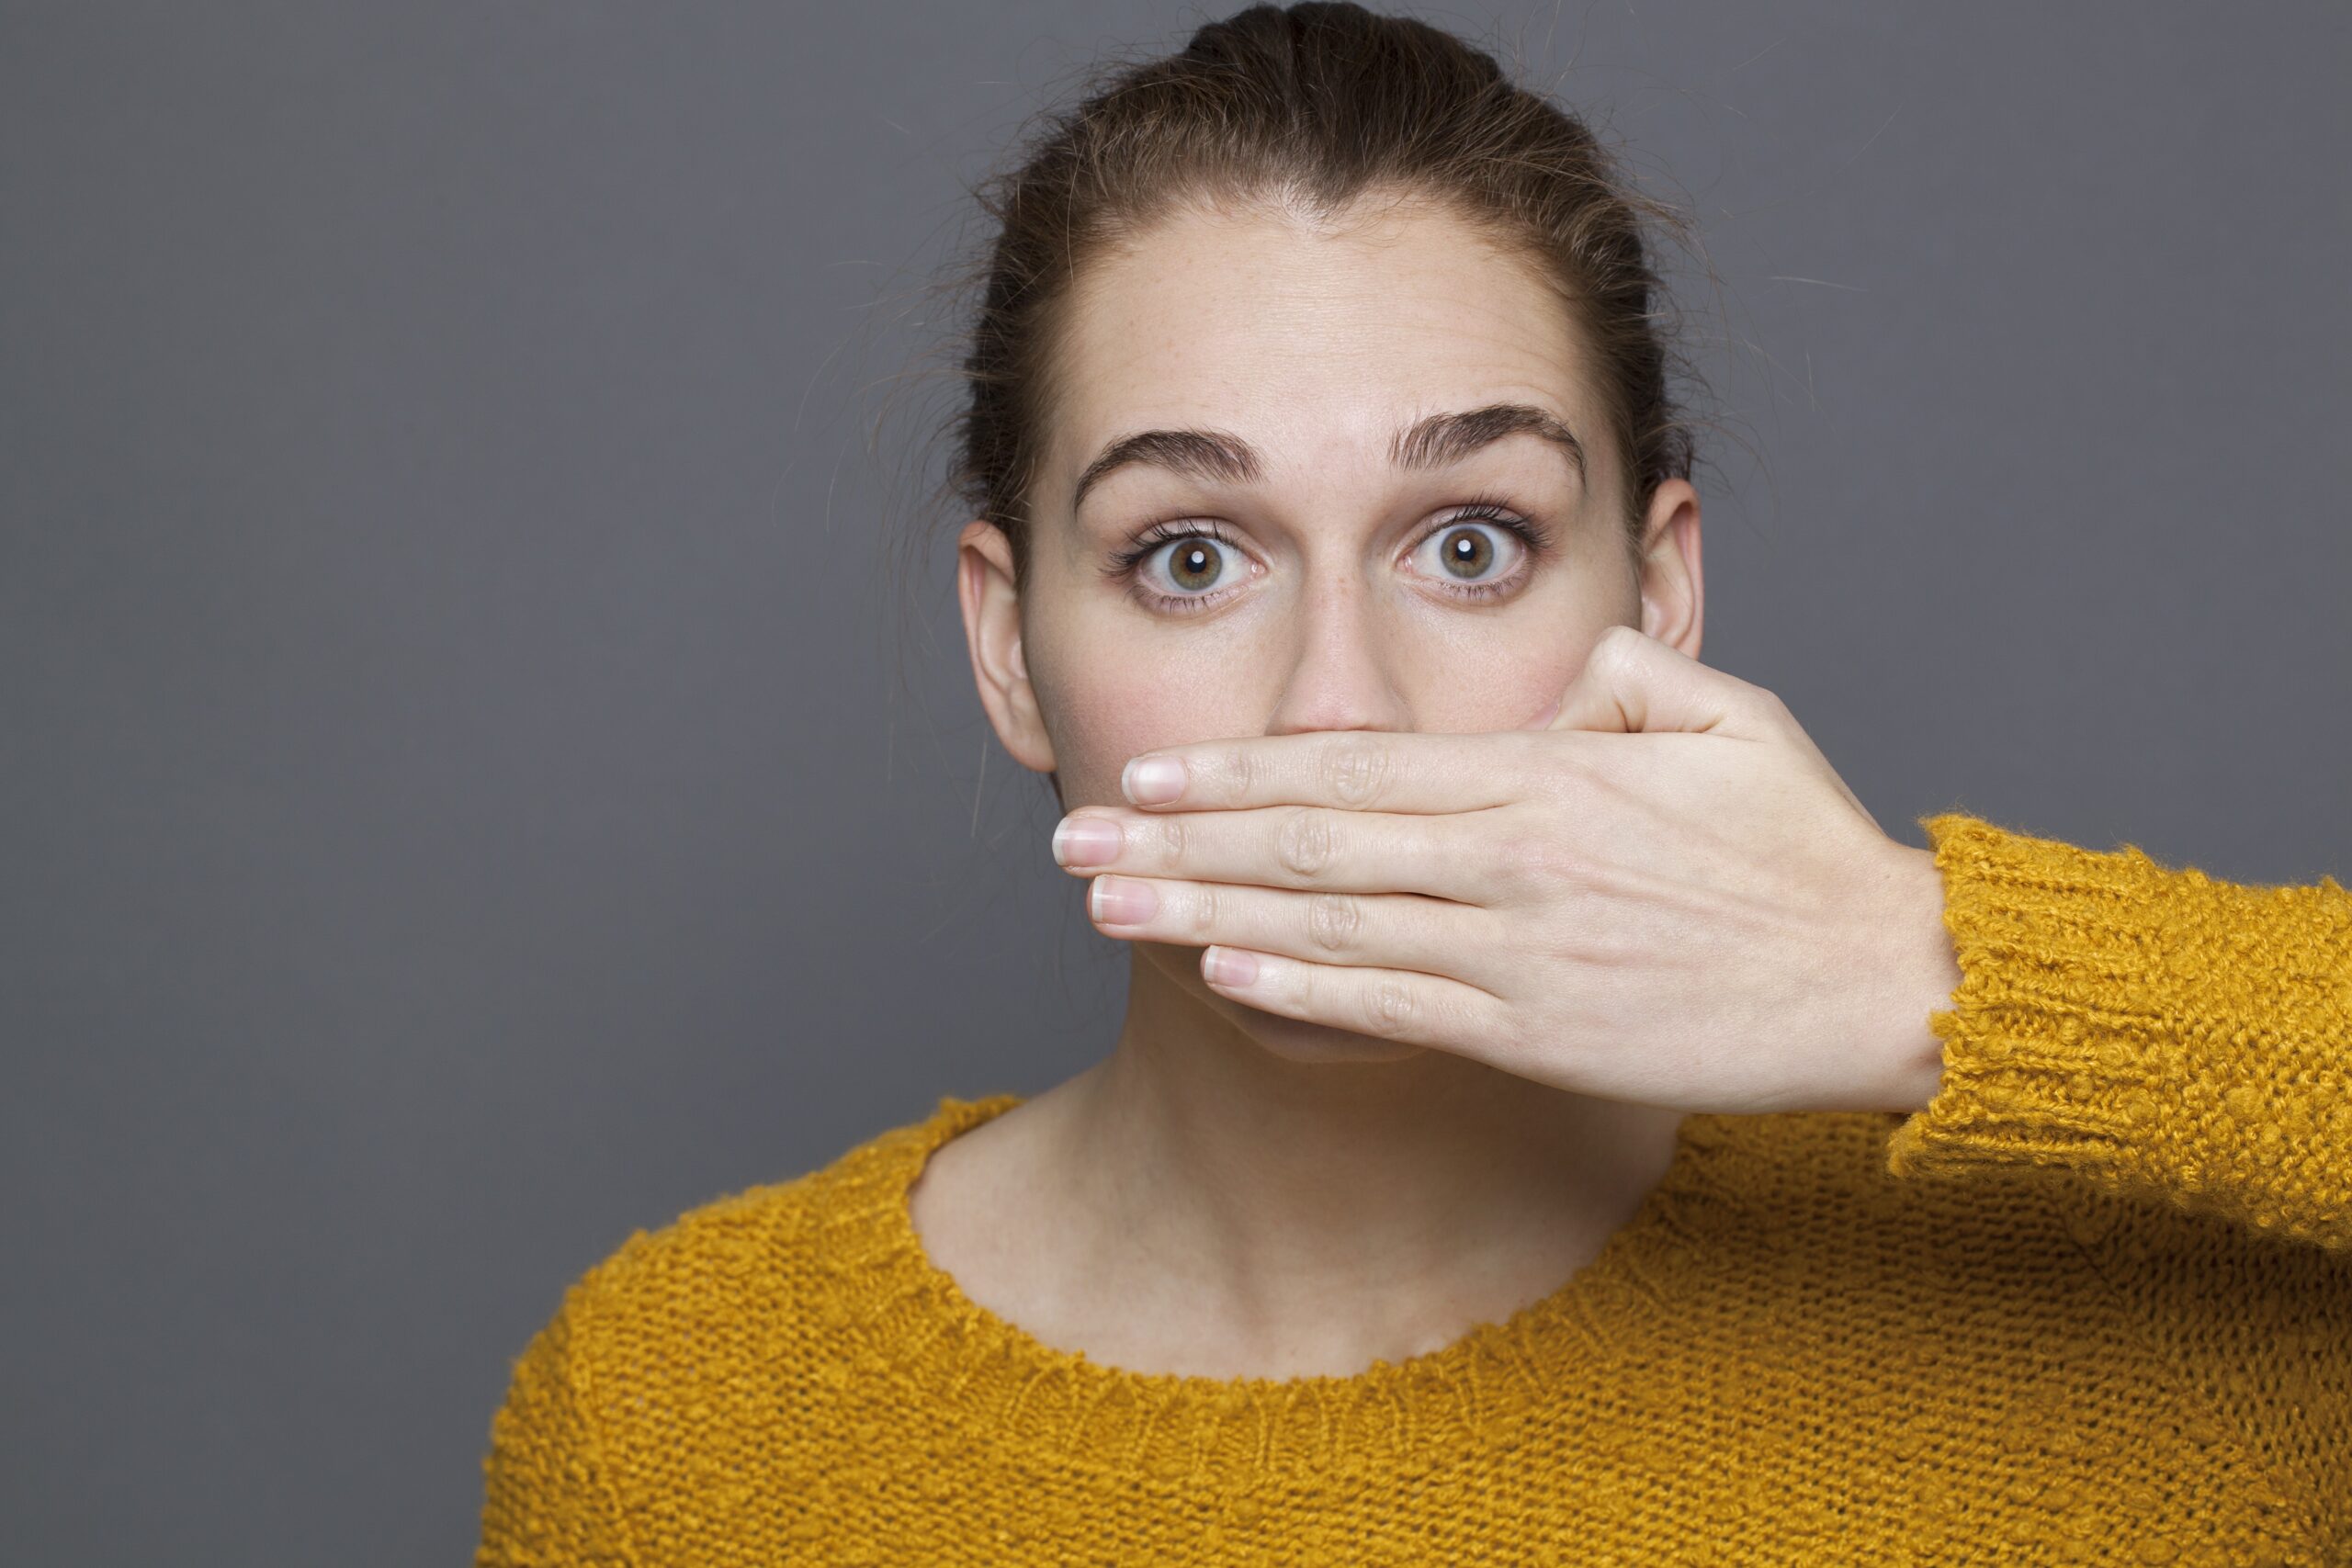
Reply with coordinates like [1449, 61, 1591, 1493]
[1883, 811, 2352, 1249]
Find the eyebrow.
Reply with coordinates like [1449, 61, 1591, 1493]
[1069, 402, 1589, 513]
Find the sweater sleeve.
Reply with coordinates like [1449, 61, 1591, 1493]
[1884, 810, 2352, 1545]
[1883, 811, 2351, 1247]
[475, 1272, 642, 1568]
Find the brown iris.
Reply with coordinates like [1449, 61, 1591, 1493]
[1438, 525, 1494, 579]
[1168, 540, 1222, 592]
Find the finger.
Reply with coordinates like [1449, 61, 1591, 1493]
[1119, 728, 1547, 814]
[1195, 943, 1512, 1058]
[1053, 803, 1508, 903]
[1546, 624, 1784, 739]
[1084, 874, 1513, 989]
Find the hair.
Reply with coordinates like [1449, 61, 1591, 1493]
[927, 0, 1706, 599]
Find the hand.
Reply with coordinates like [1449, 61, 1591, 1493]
[1049, 626, 1958, 1116]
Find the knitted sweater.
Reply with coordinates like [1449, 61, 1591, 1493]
[475, 812, 2352, 1565]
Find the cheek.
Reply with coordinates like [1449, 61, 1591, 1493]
[1412, 602, 1619, 733]
[1046, 671, 1261, 811]
[1435, 668, 1574, 734]
[1028, 618, 1269, 810]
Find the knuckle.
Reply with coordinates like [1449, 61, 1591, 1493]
[1363, 977, 1418, 1038]
[1151, 813, 1188, 865]
[1593, 625, 1648, 679]
[1186, 882, 1220, 939]
[1306, 891, 1361, 954]
[1490, 830, 1573, 896]
[1275, 806, 1336, 880]
[1227, 747, 1259, 805]
[1317, 735, 1391, 808]
[1598, 622, 1647, 657]
[1540, 748, 1607, 809]
[1189, 750, 1245, 806]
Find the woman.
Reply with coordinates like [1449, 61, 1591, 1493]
[477, 4, 2349, 1560]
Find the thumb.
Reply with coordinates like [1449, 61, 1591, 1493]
[1540, 626, 1781, 738]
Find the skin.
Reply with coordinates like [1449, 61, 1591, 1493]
[922, 190, 1953, 1381]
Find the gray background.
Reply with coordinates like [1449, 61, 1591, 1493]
[5, 2, 2346, 1561]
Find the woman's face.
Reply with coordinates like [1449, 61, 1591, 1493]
[959, 192, 1702, 1059]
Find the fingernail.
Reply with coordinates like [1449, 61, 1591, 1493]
[1052, 815, 1122, 867]
[1090, 875, 1156, 925]
[1122, 756, 1185, 804]
[1203, 946, 1258, 987]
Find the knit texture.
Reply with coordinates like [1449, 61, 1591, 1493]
[475, 812, 2351, 1564]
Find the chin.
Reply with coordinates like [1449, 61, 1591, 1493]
[1137, 941, 1426, 1064]
[1202, 971, 1425, 1065]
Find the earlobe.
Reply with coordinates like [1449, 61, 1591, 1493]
[956, 519, 1057, 774]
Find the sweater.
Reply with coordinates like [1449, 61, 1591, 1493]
[474, 812, 2352, 1565]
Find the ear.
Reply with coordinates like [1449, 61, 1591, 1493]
[956, 520, 1057, 773]
[1632, 476, 1704, 662]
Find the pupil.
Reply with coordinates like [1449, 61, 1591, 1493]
[1443, 527, 1493, 578]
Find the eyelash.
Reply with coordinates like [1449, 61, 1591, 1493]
[1103, 498, 1559, 616]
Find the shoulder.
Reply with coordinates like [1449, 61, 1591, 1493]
[1692, 1107, 2348, 1315]
[543, 1096, 1001, 1416]
[1678, 1108, 2098, 1290]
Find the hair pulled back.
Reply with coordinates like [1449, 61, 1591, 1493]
[940, 1, 1701, 593]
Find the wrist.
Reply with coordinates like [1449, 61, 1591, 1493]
[1879, 843, 1961, 1111]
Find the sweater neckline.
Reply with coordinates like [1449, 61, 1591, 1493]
[811, 1091, 1731, 1483]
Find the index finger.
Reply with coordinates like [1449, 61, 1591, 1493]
[1120, 730, 1548, 813]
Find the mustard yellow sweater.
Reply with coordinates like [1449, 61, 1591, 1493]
[475, 813, 2352, 1564]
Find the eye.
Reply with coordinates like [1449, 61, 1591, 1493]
[1105, 520, 1252, 615]
[1104, 502, 1555, 616]
[1405, 504, 1548, 599]
[1144, 534, 1234, 596]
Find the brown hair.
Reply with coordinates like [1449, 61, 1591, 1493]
[925, 0, 1705, 597]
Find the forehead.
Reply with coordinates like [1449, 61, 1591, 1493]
[1042, 195, 1600, 492]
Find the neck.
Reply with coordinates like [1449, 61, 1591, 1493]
[1045, 947, 1688, 1358]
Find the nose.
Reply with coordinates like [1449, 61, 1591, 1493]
[1260, 570, 1413, 739]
